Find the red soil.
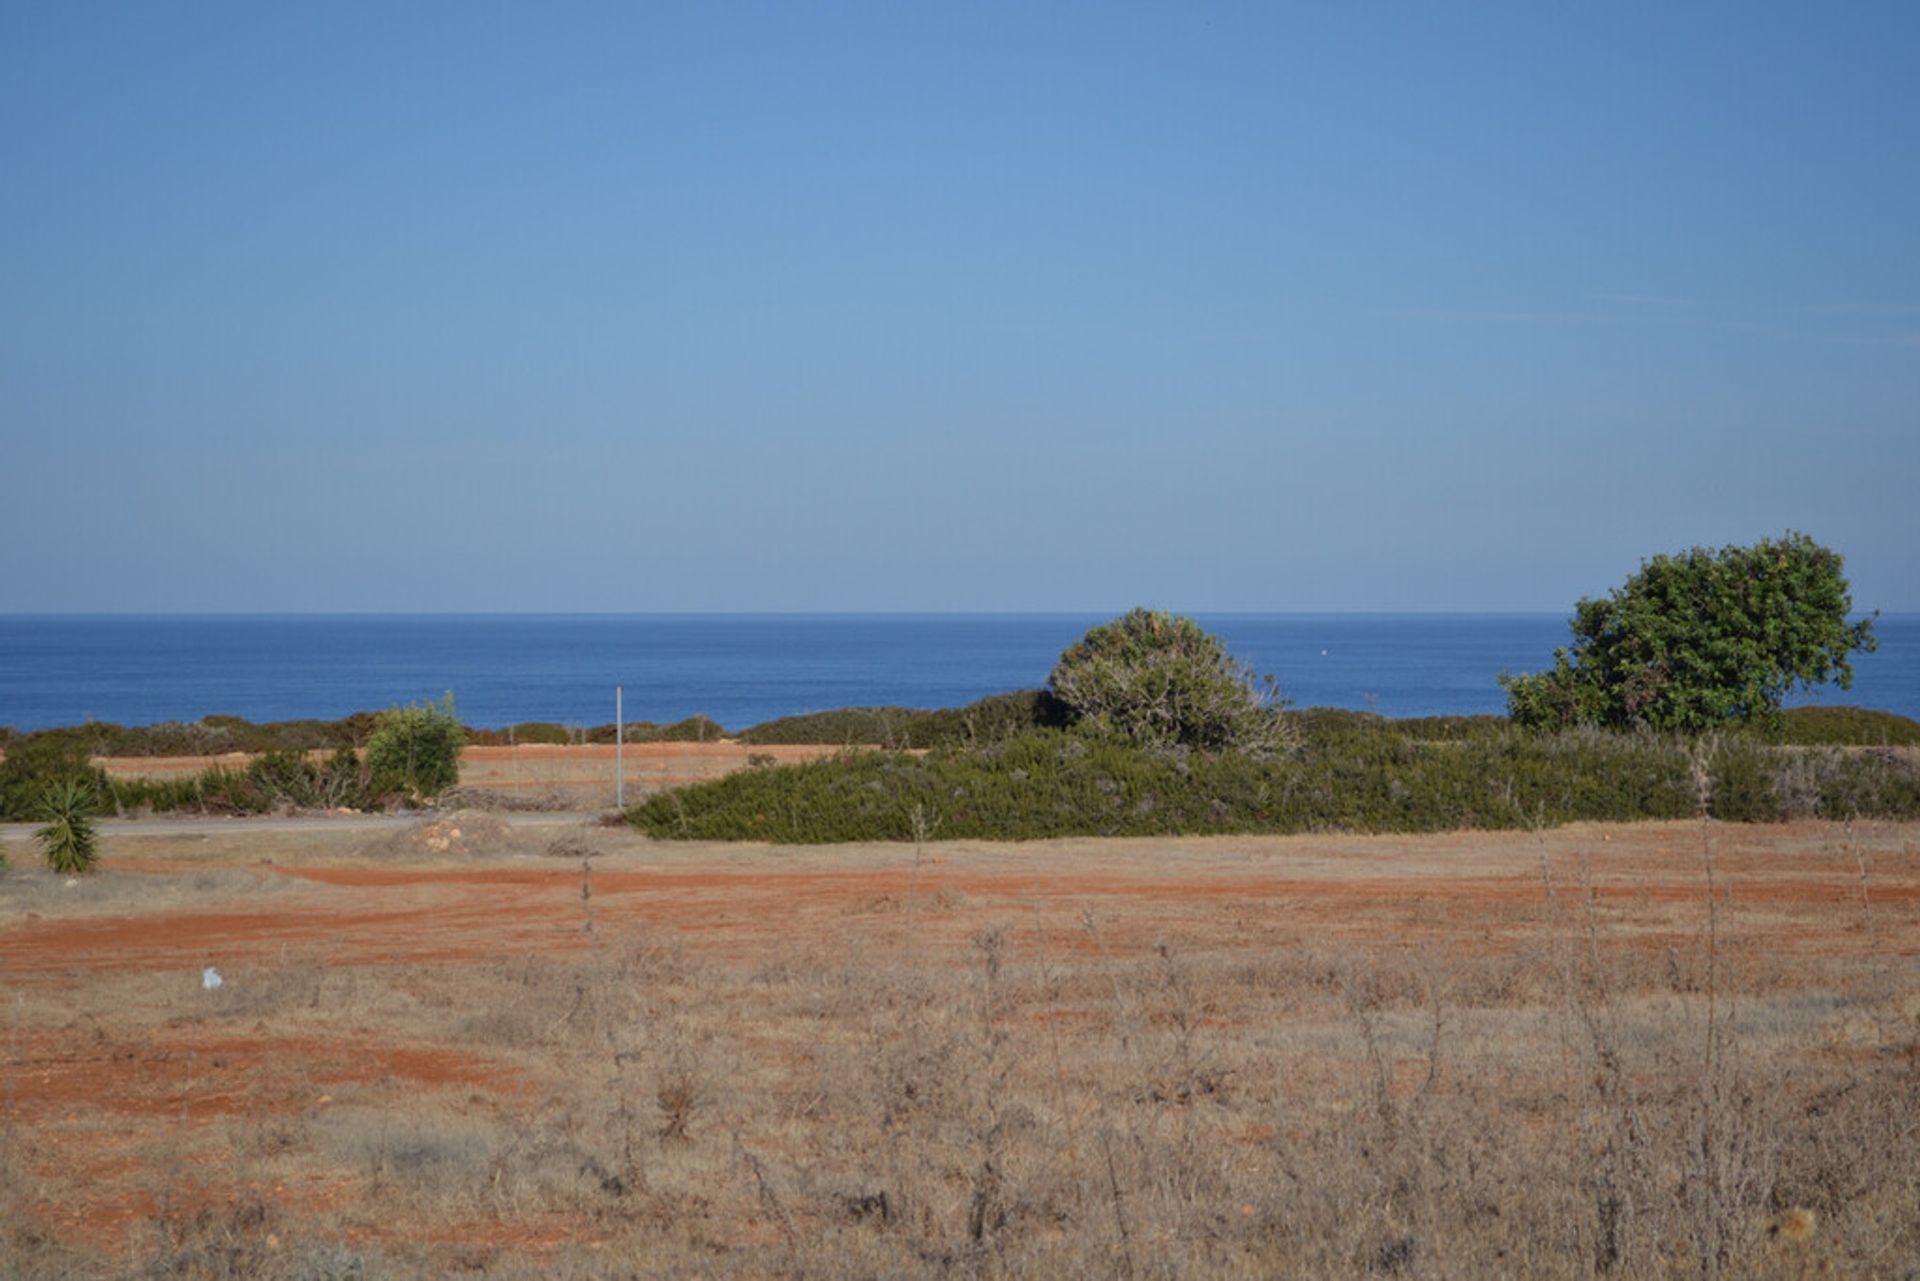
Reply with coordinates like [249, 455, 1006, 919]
[4, 819, 1915, 1258]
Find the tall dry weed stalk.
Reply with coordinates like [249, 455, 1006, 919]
[966, 928, 1011, 1251]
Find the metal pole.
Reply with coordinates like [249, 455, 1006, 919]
[615, 685, 624, 809]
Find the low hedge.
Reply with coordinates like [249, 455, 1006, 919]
[630, 726, 1920, 843]
[736, 690, 1070, 748]
[1772, 705, 1920, 746]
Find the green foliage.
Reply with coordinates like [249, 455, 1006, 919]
[365, 694, 466, 800]
[106, 769, 265, 816]
[619, 714, 731, 743]
[0, 713, 380, 765]
[0, 737, 111, 820]
[630, 723, 1920, 843]
[910, 690, 1073, 746]
[1772, 705, 1920, 746]
[1049, 609, 1287, 753]
[465, 715, 735, 746]
[737, 706, 925, 747]
[101, 745, 373, 817]
[738, 691, 1067, 748]
[463, 721, 574, 746]
[35, 779, 101, 874]
[1503, 533, 1877, 732]
[244, 745, 370, 810]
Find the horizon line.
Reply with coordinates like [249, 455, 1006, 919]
[3, 608, 1912, 621]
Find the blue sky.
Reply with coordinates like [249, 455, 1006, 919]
[3, 2, 1916, 613]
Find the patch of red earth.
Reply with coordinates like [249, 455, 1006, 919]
[9, 854, 1908, 979]
[386, 1213, 610, 1252]
[7, 1031, 523, 1119]
[8, 822, 1910, 1266]
[24, 1169, 365, 1257]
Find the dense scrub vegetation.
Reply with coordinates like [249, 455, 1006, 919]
[102, 745, 378, 818]
[365, 696, 466, 801]
[1047, 607, 1287, 752]
[1764, 704, 1920, 745]
[462, 714, 730, 746]
[633, 722, 1920, 843]
[0, 713, 380, 759]
[652, 598, 1915, 843]
[5, 625, 1916, 830]
[1504, 533, 1877, 731]
[0, 709, 733, 759]
[0, 737, 111, 820]
[737, 690, 1070, 748]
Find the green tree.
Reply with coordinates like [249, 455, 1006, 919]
[35, 779, 101, 875]
[1048, 608, 1288, 752]
[1502, 533, 1877, 732]
[365, 693, 466, 800]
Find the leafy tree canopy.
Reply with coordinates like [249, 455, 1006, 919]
[1048, 609, 1287, 753]
[1502, 533, 1877, 731]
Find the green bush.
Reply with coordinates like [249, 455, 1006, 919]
[630, 723, 1920, 843]
[365, 695, 465, 801]
[908, 690, 1072, 746]
[618, 714, 731, 743]
[0, 737, 111, 820]
[1, 712, 380, 762]
[104, 749, 379, 817]
[231, 745, 370, 811]
[1049, 610, 1288, 753]
[465, 715, 735, 746]
[35, 779, 101, 874]
[737, 691, 1066, 748]
[107, 769, 264, 816]
[1772, 705, 1920, 746]
[506, 722, 575, 745]
[737, 706, 928, 747]
[1503, 533, 1877, 732]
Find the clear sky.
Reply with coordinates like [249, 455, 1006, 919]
[3, 2, 1916, 613]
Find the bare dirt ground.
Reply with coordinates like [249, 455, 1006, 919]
[87, 742, 844, 810]
[2, 819, 1918, 1278]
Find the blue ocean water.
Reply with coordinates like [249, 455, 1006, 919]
[0, 614, 1913, 733]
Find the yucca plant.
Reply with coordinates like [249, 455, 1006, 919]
[35, 779, 100, 875]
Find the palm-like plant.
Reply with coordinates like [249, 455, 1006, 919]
[35, 779, 100, 875]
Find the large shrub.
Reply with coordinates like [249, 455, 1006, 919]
[365, 694, 465, 800]
[0, 737, 111, 820]
[1048, 609, 1287, 753]
[1502, 533, 1877, 732]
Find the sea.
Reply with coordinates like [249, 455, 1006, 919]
[1, 614, 1914, 733]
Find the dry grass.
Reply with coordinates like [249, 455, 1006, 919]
[1, 819, 1917, 1278]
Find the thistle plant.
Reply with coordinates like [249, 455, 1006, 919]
[35, 779, 100, 875]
